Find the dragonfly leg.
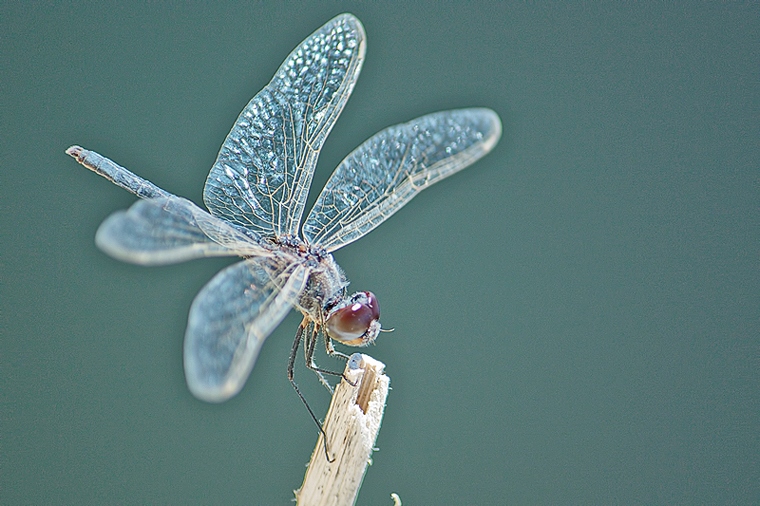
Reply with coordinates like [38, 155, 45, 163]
[289, 318, 334, 462]
[324, 336, 351, 361]
[302, 325, 335, 394]
[324, 336, 358, 387]
[304, 330, 354, 390]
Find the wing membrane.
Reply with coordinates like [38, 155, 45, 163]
[184, 258, 308, 402]
[95, 197, 267, 265]
[303, 108, 502, 251]
[203, 14, 365, 238]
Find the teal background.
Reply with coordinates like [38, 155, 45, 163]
[2, 3, 758, 504]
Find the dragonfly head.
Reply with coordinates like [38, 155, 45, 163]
[325, 291, 381, 346]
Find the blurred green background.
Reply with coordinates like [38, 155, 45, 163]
[2, 2, 758, 504]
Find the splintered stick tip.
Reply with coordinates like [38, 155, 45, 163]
[296, 353, 390, 506]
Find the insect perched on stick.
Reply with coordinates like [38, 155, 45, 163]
[68, 14, 501, 423]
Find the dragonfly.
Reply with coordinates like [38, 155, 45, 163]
[68, 13, 501, 407]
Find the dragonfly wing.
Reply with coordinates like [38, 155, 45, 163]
[95, 196, 267, 265]
[203, 14, 365, 237]
[184, 257, 308, 402]
[303, 108, 502, 251]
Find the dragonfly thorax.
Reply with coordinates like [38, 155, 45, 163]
[277, 235, 347, 319]
[277, 236, 381, 347]
[274, 234, 329, 261]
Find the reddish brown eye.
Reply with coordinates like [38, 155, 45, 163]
[326, 291, 381, 346]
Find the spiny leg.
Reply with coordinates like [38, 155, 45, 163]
[324, 336, 358, 387]
[324, 335, 351, 361]
[288, 318, 333, 462]
[304, 324, 340, 394]
[305, 330, 356, 389]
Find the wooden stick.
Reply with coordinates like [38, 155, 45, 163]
[295, 353, 390, 506]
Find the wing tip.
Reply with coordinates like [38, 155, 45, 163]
[333, 12, 362, 27]
[184, 355, 243, 403]
[185, 376, 239, 403]
[479, 108, 502, 153]
[329, 13, 366, 46]
[448, 107, 503, 153]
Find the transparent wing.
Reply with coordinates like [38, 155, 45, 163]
[184, 257, 308, 402]
[203, 13, 365, 238]
[95, 196, 269, 265]
[303, 108, 502, 251]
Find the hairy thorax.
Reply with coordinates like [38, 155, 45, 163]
[272, 235, 348, 320]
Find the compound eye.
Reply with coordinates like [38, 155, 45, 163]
[326, 291, 380, 345]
